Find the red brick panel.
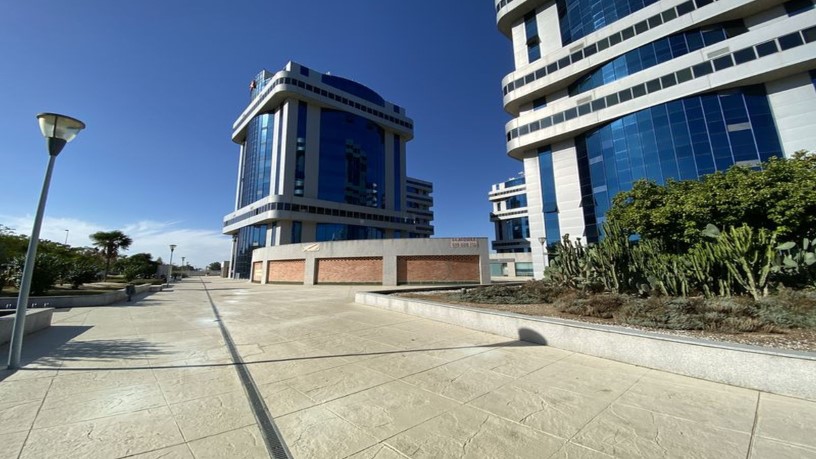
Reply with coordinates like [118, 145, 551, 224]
[397, 255, 480, 284]
[267, 259, 305, 283]
[316, 257, 383, 284]
[251, 262, 263, 283]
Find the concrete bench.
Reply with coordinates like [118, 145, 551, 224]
[0, 308, 54, 345]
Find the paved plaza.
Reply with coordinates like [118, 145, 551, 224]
[1, 277, 815, 458]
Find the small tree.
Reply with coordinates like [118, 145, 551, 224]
[90, 230, 133, 280]
[208, 261, 222, 271]
[608, 153, 816, 251]
[10, 253, 64, 296]
[117, 253, 159, 281]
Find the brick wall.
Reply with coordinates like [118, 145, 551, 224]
[316, 257, 383, 284]
[267, 259, 305, 283]
[251, 262, 263, 283]
[397, 255, 480, 284]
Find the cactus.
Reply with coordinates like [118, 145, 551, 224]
[701, 224, 776, 300]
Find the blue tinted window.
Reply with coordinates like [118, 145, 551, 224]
[295, 102, 307, 197]
[318, 109, 385, 208]
[393, 135, 401, 211]
[505, 194, 528, 209]
[291, 221, 302, 244]
[321, 74, 385, 106]
[556, 0, 661, 45]
[234, 224, 268, 279]
[568, 23, 739, 96]
[785, 0, 815, 16]
[316, 224, 384, 242]
[239, 113, 274, 208]
[498, 217, 530, 240]
[574, 85, 782, 235]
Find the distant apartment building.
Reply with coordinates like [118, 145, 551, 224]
[489, 174, 534, 277]
[223, 62, 433, 279]
[495, 0, 816, 277]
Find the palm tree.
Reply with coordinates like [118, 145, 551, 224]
[90, 230, 133, 280]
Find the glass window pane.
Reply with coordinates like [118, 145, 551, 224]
[756, 40, 779, 57]
[733, 47, 756, 64]
[779, 32, 805, 50]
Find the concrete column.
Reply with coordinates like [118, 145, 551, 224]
[304, 256, 316, 285]
[383, 254, 398, 286]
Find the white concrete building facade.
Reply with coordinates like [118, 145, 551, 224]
[496, 0, 816, 278]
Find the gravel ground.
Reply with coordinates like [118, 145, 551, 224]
[397, 291, 816, 354]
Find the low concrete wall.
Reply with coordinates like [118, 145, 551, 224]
[0, 283, 160, 309]
[356, 291, 816, 401]
[0, 308, 54, 345]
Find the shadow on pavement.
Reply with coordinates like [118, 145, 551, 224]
[6, 338, 544, 374]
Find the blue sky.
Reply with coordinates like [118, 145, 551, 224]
[0, 1, 519, 268]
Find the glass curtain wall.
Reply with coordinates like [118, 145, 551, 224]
[574, 85, 782, 241]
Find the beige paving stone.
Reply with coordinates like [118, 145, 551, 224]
[572, 403, 750, 458]
[169, 390, 254, 441]
[403, 359, 515, 403]
[155, 366, 243, 405]
[347, 444, 408, 459]
[0, 376, 52, 404]
[387, 405, 563, 459]
[127, 444, 195, 458]
[549, 442, 614, 458]
[519, 358, 644, 400]
[20, 406, 184, 459]
[750, 436, 816, 459]
[325, 380, 460, 441]
[276, 405, 379, 459]
[352, 325, 442, 350]
[0, 399, 41, 434]
[187, 425, 269, 459]
[48, 368, 157, 397]
[469, 382, 610, 438]
[256, 381, 316, 417]
[616, 373, 758, 433]
[755, 392, 816, 449]
[245, 340, 350, 385]
[299, 333, 403, 363]
[286, 363, 393, 403]
[35, 382, 166, 428]
[0, 431, 28, 459]
[454, 345, 565, 378]
[359, 349, 450, 379]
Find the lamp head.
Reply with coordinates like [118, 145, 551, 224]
[37, 113, 85, 156]
[538, 237, 547, 245]
[170, 244, 177, 251]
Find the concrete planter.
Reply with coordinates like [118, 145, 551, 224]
[0, 283, 160, 309]
[0, 308, 54, 345]
[356, 291, 816, 401]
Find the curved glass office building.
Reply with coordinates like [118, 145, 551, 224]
[223, 62, 434, 279]
[495, 0, 816, 278]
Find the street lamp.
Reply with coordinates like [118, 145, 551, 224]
[7, 113, 85, 370]
[168, 244, 177, 284]
[63, 229, 69, 245]
[538, 236, 549, 269]
[181, 256, 185, 272]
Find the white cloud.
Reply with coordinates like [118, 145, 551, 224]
[1, 215, 231, 269]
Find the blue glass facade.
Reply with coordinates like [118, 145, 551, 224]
[239, 113, 274, 208]
[315, 224, 384, 241]
[556, 0, 659, 45]
[569, 23, 744, 96]
[573, 85, 783, 241]
[393, 134, 402, 211]
[321, 74, 385, 106]
[318, 109, 386, 208]
[234, 224, 268, 279]
[497, 217, 530, 240]
[538, 147, 562, 245]
[294, 102, 307, 197]
[524, 12, 541, 63]
[505, 194, 528, 209]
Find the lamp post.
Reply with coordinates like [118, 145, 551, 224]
[7, 113, 85, 370]
[63, 229, 69, 245]
[168, 244, 177, 284]
[538, 236, 548, 271]
[181, 256, 185, 273]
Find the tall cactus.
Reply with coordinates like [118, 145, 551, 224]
[701, 224, 776, 300]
